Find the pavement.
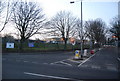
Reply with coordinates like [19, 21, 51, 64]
[2, 46, 119, 80]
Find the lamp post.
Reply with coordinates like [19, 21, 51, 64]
[70, 0, 83, 58]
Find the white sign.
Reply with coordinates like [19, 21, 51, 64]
[6, 43, 14, 48]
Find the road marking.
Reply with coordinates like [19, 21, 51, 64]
[78, 53, 96, 67]
[91, 65, 101, 69]
[24, 72, 76, 80]
[117, 58, 120, 61]
[80, 65, 89, 68]
[50, 59, 72, 66]
[23, 61, 29, 62]
[107, 66, 117, 71]
[50, 59, 67, 64]
[43, 63, 48, 64]
[50, 61, 60, 64]
[60, 61, 72, 66]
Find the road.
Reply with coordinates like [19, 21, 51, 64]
[2, 47, 119, 80]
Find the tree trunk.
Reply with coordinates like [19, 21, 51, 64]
[19, 39, 25, 52]
[64, 39, 67, 50]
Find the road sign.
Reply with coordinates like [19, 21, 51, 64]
[6, 43, 14, 48]
[28, 43, 34, 47]
[74, 50, 80, 59]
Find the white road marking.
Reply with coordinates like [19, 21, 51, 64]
[107, 66, 117, 71]
[50, 59, 72, 66]
[50, 61, 60, 64]
[91, 65, 101, 69]
[23, 61, 29, 62]
[24, 72, 75, 80]
[43, 63, 48, 64]
[78, 53, 96, 67]
[117, 58, 120, 61]
[80, 65, 89, 68]
[60, 61, 72, 66]
[50, 59, 67, 64]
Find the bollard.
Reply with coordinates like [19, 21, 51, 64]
[74, 50, 81, 59]
[90, 50, 94, 54]
[83, 49, 87, 57]
[99, 48, 101, 50]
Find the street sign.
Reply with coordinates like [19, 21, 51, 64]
[28, 43, 34, 47]
[6, 43, 14, 48]
[74, 50, 80, 59]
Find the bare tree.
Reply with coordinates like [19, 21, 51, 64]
[110, 17, 120, 39]
[110, 17, 120, 47]
[46, 11, 77, 49]
[2, 34, 15, 43]
[0, 0, 12, 32]
[0, 0, 4, 14]
[75, 19, 88, 43]
[12, 1, 45, 50]
[84, 18, 107, 48]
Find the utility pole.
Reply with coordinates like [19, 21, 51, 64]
[80, 0, 83, 58]
[70, 0, 83, 58]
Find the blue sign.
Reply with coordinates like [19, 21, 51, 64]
[6, 43, 14, 48]
[75, 50, 79, 54]
[28, 43, 34, 47]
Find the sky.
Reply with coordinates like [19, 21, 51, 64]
[1, 0, 119, 40]
[36, 0, 118, 25]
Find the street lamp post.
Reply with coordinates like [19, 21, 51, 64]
[70, 0, 83, 58]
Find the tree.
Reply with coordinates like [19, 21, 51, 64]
[0, 0, 12, 32]
[2, 34, 15, 43]
[12, 1, 45, 50]
[46, 11, 77, 49]
[75, 19, 88, 44]
[110, 17, 120, 47]
[84, 18, 107, 48]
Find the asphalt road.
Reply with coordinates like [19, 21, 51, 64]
[2, 47, 119, 80]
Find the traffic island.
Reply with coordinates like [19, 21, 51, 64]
[72, 50, 84, 60]
[72, 48, 102, 61]
[72, 57, 83, 60]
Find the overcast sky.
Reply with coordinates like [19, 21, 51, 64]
[1, 0, 119, 40]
